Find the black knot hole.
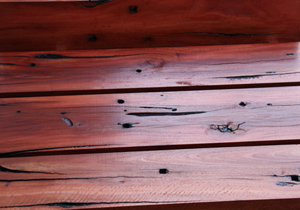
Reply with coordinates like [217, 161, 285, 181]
[290, 175, 299, 182]
[129, 6, 138, 13]
[30, 63, 36, 67]
[159, 168, 169, 174]
[136, 69, 142, 73]
[239, 102, 247, 107]
[88, 34, 97, 42]
[118, 99, 125, 104]
[122, 123, 133, 129]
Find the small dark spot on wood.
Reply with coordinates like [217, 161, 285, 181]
[119, 180, 124, 183]
[136, 69, 142, 73]
[172, 108, 177, 112]
[267, 103, 273, 106]
[145, 37, 152, 41]
[60, 112, 66, 115]
[30, 63, 36, 67]
[117, 123, 121, 125]
[239, 102, 247, 107]
[122, 123, 133, 129]
[286, 53, 294, 56]
[159, 168, 169, 174]
[77, 123, 83, 126]
[88, 35, 97, 42]
[129, 6, 137, 13]
[266, 71, 276, 74]
[124, 110, 127, 112]
[117, 99, 125, 104]
[16, 111, 21, 113]
[62, 117, 73, 127]
[160, 95, 164, 97]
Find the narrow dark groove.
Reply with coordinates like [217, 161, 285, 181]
[2, 139, 300, 158]
[0, 63, 20, 66]
[185, 32, 281, 37]
[216, 72, 300, 80]
[0, 144, 117, 158]
[79, 0, 114, 8]
[139, 106, 173, 110]
[0, 176, 147, 183]
[0, 201, 195, 209]
[34, 53, 143, 59]
[127, 111, 206, 117]
[1, 82, 300, 99]
[0, 166, 61, 174]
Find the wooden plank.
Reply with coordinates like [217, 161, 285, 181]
[1, 145, 300, 208]
[1, 86, 300, 156]
[1, 0, 300, 52]
[1, 42, 300, 94]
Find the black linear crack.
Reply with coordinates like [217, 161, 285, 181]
[0, 144, 117, 158]
[215, 71, 300, 80]
[0, 176, 147, 183]
[0, 166, 60, 174]
[0, 63, 20, 66]
[276, 182, 299, 187]
[139, 106, 174, 110]
[34, 53, 143, 59]
[127, 111, 206, 117]
[185, 32, 281, 37]
[0, 201, 196, 209]
[79, 0, 114, 8]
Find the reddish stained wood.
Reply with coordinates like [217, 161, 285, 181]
[1, 0, 300, 52]
[0, 42, 300, 94]
[1, 86, 300, 156]
[0, 145, 300, 208]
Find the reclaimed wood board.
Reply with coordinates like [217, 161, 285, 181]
[1, 86, 300, 156]
[1, 0, 300, 52]
[1, 42, 300, 95]
[1, 145, 300, 208]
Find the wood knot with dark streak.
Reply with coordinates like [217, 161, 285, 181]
[210, 122, 246, 134]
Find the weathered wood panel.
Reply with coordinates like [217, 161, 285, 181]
[1, 42, 300, 94]
[1, 145, 300, 208]
[1, 86, 300, 156]
[1, 0, 300, 52]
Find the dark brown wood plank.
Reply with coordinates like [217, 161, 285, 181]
[1, 42, 300, 94]
[1, 0, 300, 52]
[1, 86, 300, 156]
[1, 145, 300, 208]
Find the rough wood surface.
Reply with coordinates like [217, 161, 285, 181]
[1, 145, 300, 208]
[1, 42, 300, 94]
[1, 86, 300, 156]
[1, 0, 300, 52]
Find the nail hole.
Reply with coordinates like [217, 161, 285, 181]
[122, 123, 133, 129]
[129, 6, 137, 13]
[16, 110, 21, 113]
[136, 69, 142, 73]
[159, 168, 169, 174]
[267, 103, 273, 106]
[88, 34, 97, 42]
[172, 108, 177, 112]
[60, 112, 67, 115]
[118, 99, 125, 104]
[239, 102, 247, 107]
[286, 53, 294, 56]
[30, 63, 36, 67]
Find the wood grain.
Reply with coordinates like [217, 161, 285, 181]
[1, 145, 300, 208]
[1, 42, 300, 94]
[1, 0, 300, 52]
[1, 86, 300, 156]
